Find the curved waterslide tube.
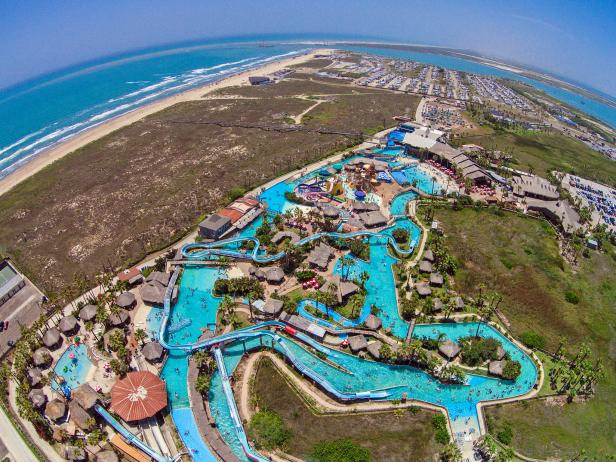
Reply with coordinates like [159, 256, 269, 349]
[95, 405, 174, 462]
[181, 228, 413, 263]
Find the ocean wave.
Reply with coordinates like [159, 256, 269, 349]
[0, 48, 308, 176]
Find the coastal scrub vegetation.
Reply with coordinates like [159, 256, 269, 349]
[308, 439, 371, 462]
[253, 358, 441, 460]
[0, 69, 418, 297]
[431, 206, 616, 458]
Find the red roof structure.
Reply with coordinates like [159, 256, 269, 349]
[111, 371, 167, 421]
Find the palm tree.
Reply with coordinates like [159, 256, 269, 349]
[439, 443, 462, 462]
[556, 336, 568, 358]
[339, 255, 356, 281]
[246, 291, 258, 321]
[359, 271, 369, 289]
[475, 302, 495, 338]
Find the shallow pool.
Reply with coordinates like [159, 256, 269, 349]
[51, 343, 93, 392]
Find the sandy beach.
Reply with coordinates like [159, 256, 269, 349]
[0, 48, 333, 197]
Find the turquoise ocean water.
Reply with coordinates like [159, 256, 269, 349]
[1, 37, 615, 181]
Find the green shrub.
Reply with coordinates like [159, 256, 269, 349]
[431, 413, 450, 444]
[496, 424, 513, 445]
[519, 331, 546, 350]
[564, 290, 579, 304]
[309, 439, 371, 462]
[248, 410, 291, 451]
[502, 360, 522, 380]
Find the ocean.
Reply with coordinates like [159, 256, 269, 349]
[1, 39, 615, 180]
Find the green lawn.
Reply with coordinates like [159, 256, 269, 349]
[431, 206, 616, 458]
[456, 129, 616, 187]
[253, 358, 442, 461]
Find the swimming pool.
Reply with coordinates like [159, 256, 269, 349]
[51, 343, 93, 392]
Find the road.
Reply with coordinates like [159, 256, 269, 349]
[0, 406, 39, 462]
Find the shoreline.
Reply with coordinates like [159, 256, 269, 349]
[0, 48, 333, 197]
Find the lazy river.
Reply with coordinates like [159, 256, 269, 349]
[154, 151, 537, 461]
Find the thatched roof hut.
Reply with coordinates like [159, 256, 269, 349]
[438, 340, 461, 360]
[142, 342, 164, 362]
[145, 271, 170, 286]
[45, 398, 67, 421]
[367, 340, 383, 359]
[453, 296, 465, 310]
[419, 260, 433, 273]
[488, 360, 505, 377]
[33, 347, 52, 368]
[415, 283, 432, 297]
[96, 451, 119, 462]
[266, 267, 285, 284]
[28, 388, 47, 409]
[432, 298, 444, 312]
[423, 249, 435, 262]
[72, 383, 101, 410]
[496, 346, 506, 360]
[78, 304, 98, 322]
[429, 272, 444, 287]
[116, 292, 136, 309]
[348, 335, 368, 353]
[59, 315, 79, 334]
[42, 327, 62, 349]
[109, 310, 129, 327]
[140, 282, 166, 306]
[261, 299, 284, 316]
[364, 314, 382, 330]
[27, 368, 43, 387]
[69, 401, 94, 431]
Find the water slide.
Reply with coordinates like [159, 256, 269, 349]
[95, 405, 175, 462]
[181, 228, 414, 264]
[212, 347, 270, 462]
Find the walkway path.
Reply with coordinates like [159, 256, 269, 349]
[0, 407, 40, 462]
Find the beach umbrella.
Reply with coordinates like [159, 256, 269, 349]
[45, 399, 66, 422]
[33, 347, 51, 368]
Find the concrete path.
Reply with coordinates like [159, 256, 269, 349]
[0, 407, 39, 462]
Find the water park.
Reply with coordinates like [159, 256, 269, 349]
[9, 134, 550, 462]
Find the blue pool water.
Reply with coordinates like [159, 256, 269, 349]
[51, 343, 93, 391]
[207, 322, 537, 461]
[162, 153, 537, 461]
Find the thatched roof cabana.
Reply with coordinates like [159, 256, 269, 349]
[78, 304, 98, 322]
[496, 346, 506, 360]
[364, 314, 382, 330]
[96, 451, 119, 462]
[454, 296, 465, 310]
[419, 260, 433, 273]
[415, 283, 432, 297]
[109, 309, 129, 327]
[488, 360, 505, 377]
[69, 401, 94, 431]
[33, 347, 52, 368]
[45, 398, 67, 421]
[27, 368, 43, 387]
[142, 342, 164, 362]
[42, 327, 62, 349]
[59, 315, 79, 334]
[261, 299, 284, 316]
[430, 272, 444, 287]
[266, 267, 285, 284]
[432, 298, 444, 312]
[72, 383, 101, 410]
[116, 292, 136, 309]
[367, 340, 383, 359]
[140, 282, 166, 306]
[348, 335, 368, 353]
[438, 340, 461, 360]
[28, 388, 47, 409]
[145, 271, 170, 286]
[423, 249, 435, 262]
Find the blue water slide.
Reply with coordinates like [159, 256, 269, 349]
[95, 405, 174, 462]
[181, 228, 414, 264]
